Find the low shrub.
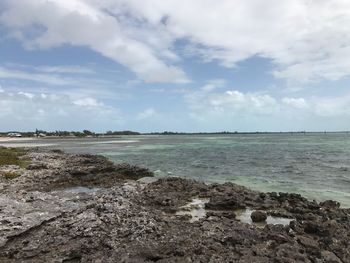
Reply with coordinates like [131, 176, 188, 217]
[1, 171, 20, 179]
[0, 147, 29, 168]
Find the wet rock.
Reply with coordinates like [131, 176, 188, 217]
[320, 200, 340, 209]
[205, 195, 245, 210]
[321, 250, 342, 263]
[266, 233, 290, 244]
[251, 210, 267, 222]
[303, 221, 332, 237]
[50, 149, 64, 154]
[26, 162, 48, 170]
[259, 193, 266, 199]
[307, 201, 321, 210]
[206, 211, 236, 219]
[115, 163, 154, 179]
[297, 236, 319, 250]
[269, 192, 278, 199]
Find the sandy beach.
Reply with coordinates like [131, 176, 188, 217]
[0, 137, 57, 147]
[0, 137, 36, 142]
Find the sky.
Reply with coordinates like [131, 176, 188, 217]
[1, 0, 350, 132]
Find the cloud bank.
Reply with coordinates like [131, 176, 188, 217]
[1, 1, 350, 131]
[2, 0, 350, 85]
[0, 0, 189, 83]
[185, 84, 350, 131]
[0, 90, 123, 131]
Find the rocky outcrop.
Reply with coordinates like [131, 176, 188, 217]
[1, 150, 153, 193]
[0, 149, 349, 262]
[251, 210, 267, 222]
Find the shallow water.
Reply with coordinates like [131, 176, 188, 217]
[235, 208, 293, 227]
[1, 133, 350, 207]
[176, 200, 294, 226]
[176, 198, 209, 222]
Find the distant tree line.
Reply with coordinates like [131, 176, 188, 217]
[105, 130, 140, 135]
[1, 130, 349, 138]
[147, 131, 240, 135]
[0, 130, 140, 137]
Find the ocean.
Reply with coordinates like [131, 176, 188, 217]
[2, 133, 350, 207]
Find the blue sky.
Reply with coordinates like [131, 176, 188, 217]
[1, 0, 350, 132]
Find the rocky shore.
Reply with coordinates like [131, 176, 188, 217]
[0, 148, 349, 262]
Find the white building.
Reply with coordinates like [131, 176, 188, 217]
[7, 132, 22, 137]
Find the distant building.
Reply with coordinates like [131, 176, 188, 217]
[7, 132, 22, 137]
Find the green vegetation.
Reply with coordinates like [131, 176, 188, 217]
[0, 147, 29, 168]
[105, 130, 140, 135]
[1, 171, 20, 179]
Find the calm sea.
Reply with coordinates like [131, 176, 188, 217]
[2, 133, 350, 207]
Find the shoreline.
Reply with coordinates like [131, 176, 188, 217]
[0, 137, 36, 142]
[1, 138, 349, 208]
[0, 148, 349, 262]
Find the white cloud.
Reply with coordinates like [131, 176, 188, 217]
[0, 89, 123, 131]
[3, 0, 350, 85]
[136, 108, 158, 120]
[200, 79, 226, 92]
[0, 66, 77, 86]
[2, 1, 350, 132]
[0, 0, 189, 83]
[186, 88, 279, 119]
[0, 65, 119, 94]
[282, 97, 309, 109]
[3, 63, 96, 75]
[73, 97, 101, 107]
[35, 65, 95, 74]
[185, 82, 350, 127]
[81, 0, 350, 84]
[18, 91, 35, 99]
[311, 95, 350, 117]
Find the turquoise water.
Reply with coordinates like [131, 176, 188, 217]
[2, 134, 350, 207]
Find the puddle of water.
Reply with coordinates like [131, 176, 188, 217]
[137, 176, 159, 184]
[175, 200, 293, 226]
[235, 208, 293, 227]
[176, 198, 209, 223]
[64, 186, 101, 193]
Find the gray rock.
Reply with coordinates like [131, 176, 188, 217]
[0, 148, 349, 262]
[251, 210, 267, 222]
[321, 250, 342, 263]
[320, 200, 340, 209]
